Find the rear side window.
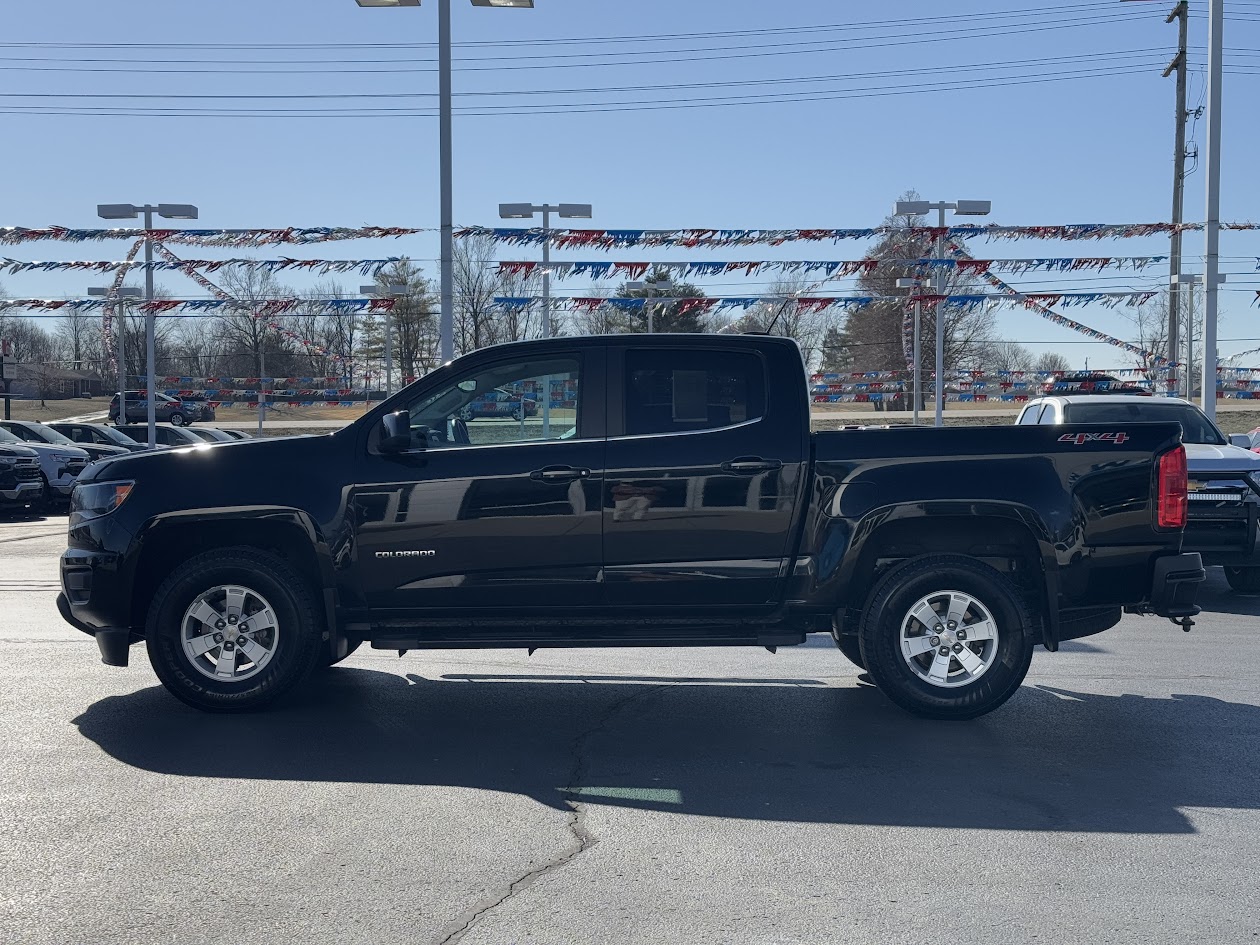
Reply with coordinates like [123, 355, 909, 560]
[624, 349, 765, 436]
[1017, 404, 1044, 425]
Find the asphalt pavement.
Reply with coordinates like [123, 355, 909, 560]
[1, 514, 1258, 944]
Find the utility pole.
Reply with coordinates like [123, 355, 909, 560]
[1163, 0, 1189, 394]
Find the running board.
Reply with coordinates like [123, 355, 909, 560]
[367, 629, 806, 650]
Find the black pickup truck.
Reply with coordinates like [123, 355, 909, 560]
[58, 334, 1204, 719]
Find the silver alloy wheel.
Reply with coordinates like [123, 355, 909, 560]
[180, 584, 280, 683]
[899, 589, 1000, 689]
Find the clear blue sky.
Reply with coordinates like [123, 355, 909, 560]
[2, 0, 1257, 368]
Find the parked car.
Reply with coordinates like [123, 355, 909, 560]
[108, 392, 196, 426]
[0, 420, 131, 463]
[458, 387, 538, 421]
[59, 335, 1202, 719]
[1017, 394, 1260, 591]
[0, 424, 90, 505]
[48, 422, 150, 454]
[182, 427, 236, 443]
[215, 429, 254, 441]
[0, 442, 44, 512]
[114, 424, 208, 449]
[177, 396, 216, 422]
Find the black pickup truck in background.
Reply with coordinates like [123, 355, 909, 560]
[58, 334, 1204, 719]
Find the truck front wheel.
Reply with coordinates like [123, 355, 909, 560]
[145, 549, 324, 712]
[858, 555, 1035, 720]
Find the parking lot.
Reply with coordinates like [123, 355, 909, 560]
[0, 512, 1256, 944]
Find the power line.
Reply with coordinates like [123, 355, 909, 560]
[0, 4, 1157, 51]
[0, 65, 1162, 118]
[0, 12, 1158, 75]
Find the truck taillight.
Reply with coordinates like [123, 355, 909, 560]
[1157, 446, 1188, 529]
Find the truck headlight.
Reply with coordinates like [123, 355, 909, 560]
[69, 481, 134, 526]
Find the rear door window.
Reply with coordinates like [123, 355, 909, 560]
[623, 349, 765, 436]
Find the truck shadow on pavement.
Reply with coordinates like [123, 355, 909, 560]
[1195, 569, 1260, 618]
[73, 670, 1260, 835]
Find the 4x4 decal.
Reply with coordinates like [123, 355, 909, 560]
[1058, 432, 1130, 446]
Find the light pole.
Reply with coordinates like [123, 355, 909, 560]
[97, 203, 198, 446]
[88, 286, 143, 426]
[894, 199, 992, 427]
[626, 277, 677, 334]
[361, 283, 409, 397]
[1201, 0, 1225, 420]
[896, 277, 924, 424]
[356, 0, 536, 365]
[498, 203, 592, 343]
[1173, 272, 1226, 401]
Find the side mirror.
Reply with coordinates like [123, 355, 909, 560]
[379, 410, 416, 454]
[1230, 433, 1252, 450]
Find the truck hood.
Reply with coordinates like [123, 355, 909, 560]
[1184, 442, 1260, 473]
[11, 442, 91, 460]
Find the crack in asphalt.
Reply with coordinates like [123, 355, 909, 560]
[436, 682, 669, 945]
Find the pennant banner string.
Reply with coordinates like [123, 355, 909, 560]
[498, 256, 1170, 281]
[462, 222, 1260, 249]
[0, 257, 403, 275]
[0, 226, 430, 247]
[946, 242, 1169, 366]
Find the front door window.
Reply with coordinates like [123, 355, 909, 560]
[406, 357, 581, 448]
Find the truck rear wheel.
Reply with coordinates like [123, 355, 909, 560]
[145, 548, 324, 712]
[858, 555, 1035, 720]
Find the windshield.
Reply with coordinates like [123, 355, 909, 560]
[0, 427, 22, 444]
[1065, 402, 1226, 445]
[20, 423, 77, 446]
[92, 425, 137, 447]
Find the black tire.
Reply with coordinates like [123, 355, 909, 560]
[512, 407, 525, 422]
[1224, 566, 1260, 592]
[145, 548, 324, 712]
[169, 412, 186, 426]
[858, 555, 1035, 720]
[38, 473, 60, 511]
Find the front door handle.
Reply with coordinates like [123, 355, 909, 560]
[530, 465, 591, 483]
[721, 456, 783, 474]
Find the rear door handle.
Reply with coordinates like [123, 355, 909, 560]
[721, 457, 783, 474]
[530, 465, 591, 483]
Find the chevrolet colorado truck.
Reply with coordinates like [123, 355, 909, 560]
[57, 334, 1204, 719]
[1018, 394, 1260, 592]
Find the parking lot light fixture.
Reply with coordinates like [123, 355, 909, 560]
[362, 284, 408, 396]
[896, 277, 925, 424]
[88, 286, 144, 428]
[891, 198, 992, 428]
[497, 202, 593, 342]
[97, 202, 199, 447]
[356, 0, 536, 364]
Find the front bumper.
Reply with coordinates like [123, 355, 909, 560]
[57, 592, 132, 666]
[1128, 552, 1204, 619]
[0, 481, 43, 505]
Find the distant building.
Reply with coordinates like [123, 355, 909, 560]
[7, 364, 105, 401]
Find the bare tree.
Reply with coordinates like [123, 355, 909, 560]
[372, 259, 436, 383]
[452, 232, 503, 354]
[213, 268, 292, 377]
[56, 308, 99, 372]
[833, 190, 998, 372]
[1033, 351, 1071, 373]
[728, 276, 831, 369]
[984, 341, 1036, 373]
